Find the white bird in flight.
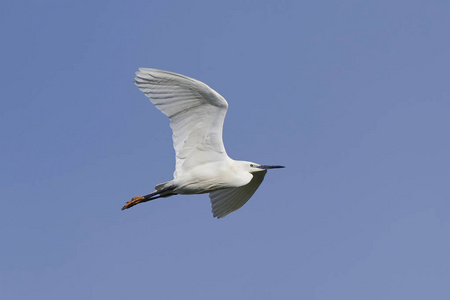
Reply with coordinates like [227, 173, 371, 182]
[122, 68, 284, 218]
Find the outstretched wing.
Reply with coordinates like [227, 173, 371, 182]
[134, 68, 229, 178]
[209, 170, 267, 218]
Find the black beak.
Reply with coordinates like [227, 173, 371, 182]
[258, 165, 285, 169]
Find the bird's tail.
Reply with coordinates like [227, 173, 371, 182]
[155, 181, 170, 193]
[154, 181, 178, 197]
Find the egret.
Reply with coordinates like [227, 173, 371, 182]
[122, 68, 284, 218]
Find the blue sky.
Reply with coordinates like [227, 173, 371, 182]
[1, 0, 450, 299]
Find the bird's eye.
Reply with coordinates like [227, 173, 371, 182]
[250, 164, 254, 167]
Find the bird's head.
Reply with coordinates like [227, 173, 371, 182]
[238, 161, 285, 173]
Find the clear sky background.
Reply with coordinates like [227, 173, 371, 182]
[1, 0, 450, 299]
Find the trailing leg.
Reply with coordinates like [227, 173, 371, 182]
[121, 184, 178, 210]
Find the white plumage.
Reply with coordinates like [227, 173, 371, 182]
[122, 68, 284, 218]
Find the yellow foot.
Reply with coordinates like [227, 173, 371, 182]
[121, 196, 145, 210]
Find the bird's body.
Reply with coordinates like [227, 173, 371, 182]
[122, 68, 284, 218]
[170, 159, 254, 194]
